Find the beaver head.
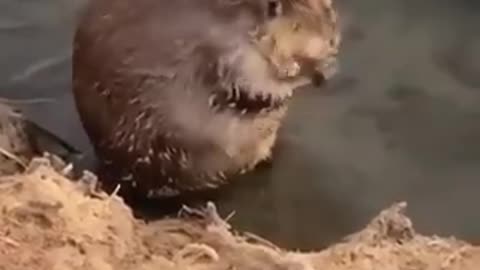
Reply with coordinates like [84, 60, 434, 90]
[72, 0, 342, 198]
[252, 0, 341, 84]
[197, 0, 341, 107]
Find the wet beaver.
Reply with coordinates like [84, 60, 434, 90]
[72, 0, 341, 198]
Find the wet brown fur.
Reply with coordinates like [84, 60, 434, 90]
[72, 0, 341, 198]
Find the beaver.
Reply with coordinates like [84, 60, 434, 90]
[72, 0, 341, 199]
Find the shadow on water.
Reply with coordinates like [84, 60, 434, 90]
[1, 0, 480, 250]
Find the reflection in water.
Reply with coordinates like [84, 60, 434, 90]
[0, 0, 480, 250]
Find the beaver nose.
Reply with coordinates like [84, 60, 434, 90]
[312, 57, 339, 86]
[311, 71, 326, 86]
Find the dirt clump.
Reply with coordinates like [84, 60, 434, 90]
[0, 104, 480, 270]
[0, 103, 33, 174]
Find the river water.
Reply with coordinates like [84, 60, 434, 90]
[1, 0, 479, 250]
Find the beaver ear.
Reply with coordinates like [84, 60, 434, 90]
[267, 0, 283, 18]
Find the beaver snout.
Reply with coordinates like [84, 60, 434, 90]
[317, 57, 339, 80]
[299, 56, 338, 87]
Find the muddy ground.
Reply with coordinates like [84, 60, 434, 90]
[0, 104, 480, 270]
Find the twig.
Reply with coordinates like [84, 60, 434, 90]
[179, 202, 231, 229]
[60, 163, 73, 176]
[225, 210, 236, 222]
[0, 236, 20, 248]
[0, 146, 27, 169]
[205, 201, 231, 229]
[105, 184, 122, 205]
[241, 231, 280, 251]
[441, 246, 469, 269]
[108, 184, 121, 200]
[173, 243, 219, 265]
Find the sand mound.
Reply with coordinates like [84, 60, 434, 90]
[0, 104, 479, 270]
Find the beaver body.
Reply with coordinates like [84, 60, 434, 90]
[72, 0, 341, 198]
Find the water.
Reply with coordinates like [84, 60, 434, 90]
[1, 0, 480, 250]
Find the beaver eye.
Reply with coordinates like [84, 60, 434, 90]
[267, 0, 282, 18]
